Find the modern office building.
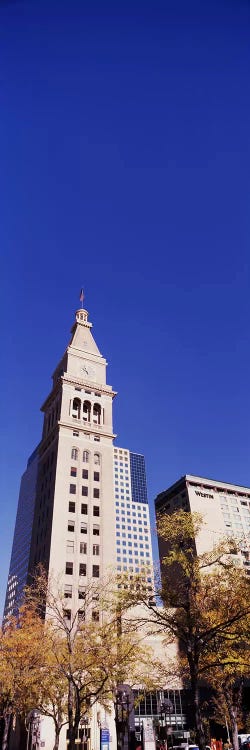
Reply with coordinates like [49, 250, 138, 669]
[155, 473, 250, 575]
[3, 302, 154, 622]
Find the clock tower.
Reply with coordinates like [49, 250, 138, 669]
[28, 305, 117, 611]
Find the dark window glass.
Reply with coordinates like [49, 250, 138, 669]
[68, 520, 75, 532]
[82, 469, 88, 479]
[79, 563, 86, 576]
[93, 544, 99, 555]
[68, 501, 75, 513]
[81, 523, 87, 534]
[93, 525, 100, 536]
[70, 467, 77, 477]
[80, 542, 87, 554]
[93, 506, 100, 517]
[69, 484, 76, 494]
[93, 488, 100, 499]
[81, 504, 88, 515]
[92, 611, 99, 622]
[65, 562, 73, 575]
[92, 565, 99, 578]
[94, 472, 100, 482]
[82, 486, 88, 496]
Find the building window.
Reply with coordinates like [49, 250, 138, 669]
[93, 524, 100, 536]
[93, 544, 99, 555]
[82, 486, 88, 496]
[93, 488, 100, 499]
[94, 436, 100, 442]
[63, 609, 71, 623]
[79, 563, 86, 576]
[64, 585, 72, 599]
[68, 520, 75, 532]
[80, 542, 87, 554]
[65, 562, 73, 575]
[80, 522, 87, 534]
[78, 610, 85, 623]
[73, 430, 79, 437]
[83, 401, 91, 423]
[68, 501, 75, 513]
[92, 565, 99, 578]
[93, 403, 101, 425]
[92, 610, 99, 622]
[72, 397, 81, 419]
[67, 540, 74, 554]
[94, 472, 100, 482]
[82, 469, 88, 479]
[93, 506, 100, 517]
[94, 453, 100, 465]
[81, 504, 88, 515]
[71, 448, 78, 460]
[78, 586, 86, 599]
[69, 484, 76, 494]
[70, 467, 77, 477]
[83, 450, 89, 463]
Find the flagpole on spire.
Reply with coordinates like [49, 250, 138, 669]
[79, 288, 84, 309]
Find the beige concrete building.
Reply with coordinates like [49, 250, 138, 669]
[155, 473, 250, 574]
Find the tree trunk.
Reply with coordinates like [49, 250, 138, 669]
[224, 683, 240, 750]
[53, 724, 61, 750]
[68, 680, 77, 750]
[190, 666, 206, 750]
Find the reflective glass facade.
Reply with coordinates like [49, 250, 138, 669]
[130, 452, 148, 504]
[3, 445, 39, 621]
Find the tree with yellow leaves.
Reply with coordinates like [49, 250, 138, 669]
[118, 510, 250, 750]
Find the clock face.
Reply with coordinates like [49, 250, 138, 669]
[81, 364, 96, 381]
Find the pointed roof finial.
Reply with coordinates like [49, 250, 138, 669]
[79, 288, 84, 309]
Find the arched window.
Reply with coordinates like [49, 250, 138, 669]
[93, 403, 101, 425]
[82, 450, 89, 463]
[71, 447, 78, 461]
[72, 398, 81, 420]
[83, 400, 91, 423]
[94, 453, 100, 465]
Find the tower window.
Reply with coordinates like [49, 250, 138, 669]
[71, 467, 77, 477]
[72, 398, 81, 419]
[78, 587, 86, 599]
[65, 562, 73, 575]
[93, 525, 100, 536]
[71, 448, 78, 460]
[93, 506, 100, 517]
[69, 484, 76, 494]
[93, 403, 101, 425]
[81, 504, 88, 515]
[82, 469, 88, 479]
[93, 488, 100, 499]
[80, 542, 87, 554]
[68, 502, 75, 513]
[64, 585, 72, 599]
[92, 565, 99, 578]
[83, 401, 91, 423]
[79, 563, 86, 576]
[92, 610, 99, 622]
[63, 609, 71, 623]
[67, 540, 74, 554]
[94, 453, 100, 465]
[80, 522, 87, 534]
[83, 450, 89, 463]
[93, 544, 99, 555]
[94, 472, 100, 482]
[68, 520, 75, 532]
[82, 486, 88, 496]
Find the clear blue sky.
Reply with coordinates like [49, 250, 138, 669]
[1, 0, 250, 617]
